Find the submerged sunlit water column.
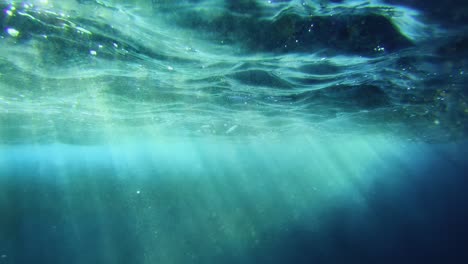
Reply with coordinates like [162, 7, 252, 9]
[1, 135, 468, 263]
[1, 0, 468, 263]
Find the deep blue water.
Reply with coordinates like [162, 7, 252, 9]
[1, 0, 468, 263]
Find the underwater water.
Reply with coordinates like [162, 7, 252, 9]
[0, 0, 467, 263]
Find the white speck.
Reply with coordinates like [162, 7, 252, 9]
[98, 44, 103, 48]
[136, 190, 141, 194]
[6, 10, 13, 16]
[76, 27, 91, 35]
[167, 66, 174, 71]
[6, 28, 19, 37]
[113, 43, 118, 48]
[460, 71, 464, 75]
[374, 46, 385, 52]
[295, 39, 299, 43]
[226, 125, 239, 134]
[434, 120, 440, 125]
[1, 255, 6, 258]
[90, 50, 97, 56]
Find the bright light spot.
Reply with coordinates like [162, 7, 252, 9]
[90, 50, 97, 56]
[226, 125, 238, 134]
[167, 66, 174, 71]
[434, 120, 440, 125]
[76, 27, 91, 35]
[113, 43, 118, 48]
[374, 46, 385, 52]
[136, 190, 141, 194]
[6, 10, 13, 16]
[6, 28, 19, 37]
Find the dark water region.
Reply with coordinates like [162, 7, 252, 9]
[0, 0, 468, 264]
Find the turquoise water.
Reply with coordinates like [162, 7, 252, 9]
[0, 0, 466, 143]
[1, 0, 467, 263]
[2, 137, 467, 263]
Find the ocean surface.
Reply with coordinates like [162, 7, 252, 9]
[0, 0, 467, 263]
